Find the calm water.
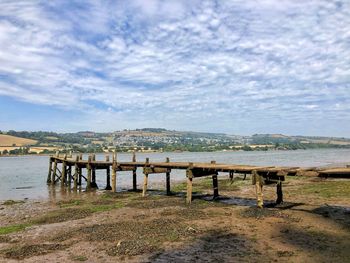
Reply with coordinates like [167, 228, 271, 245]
[1, 149, 350, 201]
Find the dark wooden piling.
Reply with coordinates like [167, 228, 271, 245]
[229, 171, 234, 182]
[67, 165, 72, 187]
[61, 154, 67, 187]
[112, 151, 117, 192]
[52, 157, 57, 184]
[105, 155, 112, 190]
[91, 154, 98, 189]
[132, 151, 137, 191]
[78, 154, 83, 185]
[86, 155, 92, 190]
[166, 157, 171, 195]
[73, 155, 79, 189]
[276, 180, 283, 204]
[186, 162, 194, 204]
[142, 158, 149, 197]
[47, 158, 53, 184]
[211, 161, 219, 198]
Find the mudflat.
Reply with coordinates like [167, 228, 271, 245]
[0, 176, 349, 262]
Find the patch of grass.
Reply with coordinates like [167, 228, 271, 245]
[1, 243, 67, 259]
[299, 181, 350, 198]
[2, 200, 25, 206]
[57, 199, 84, 208]
[101, 191, 134, 200]
[0, 224, 31, 235]
[172, 178, 243, 193]
[87, 202, 125, 212]
[72, 217, 195, 256]
[72, 255, 88, 261]
[31, 208, 93, 224]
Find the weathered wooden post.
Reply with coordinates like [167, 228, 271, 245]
[73, 155, 79, 189]
[252, 170, 264, 208]
[52, 158, 58, 185]
[186, 162, 194, 204]
[86, 155, 92, 190]
[78, 153, 83, 185]
[61, 154, 67, 187]
[166, 157, 171, 196]
[276, 180, 283, 204]
[211, 161, 219, 198]
[51, 151, 59, 185]
[132, 151, 137, 191]
[142, 158, 149, 197]
[91, 154, 97, 188]
[111, 150, 117, 192]
[105, 154, 112, 190]
[67, 164, 72, 187]
[229, 171, 234, 182]
[47, 157, 53, 184]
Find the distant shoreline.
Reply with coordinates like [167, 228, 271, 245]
[1, 147, 350, 158]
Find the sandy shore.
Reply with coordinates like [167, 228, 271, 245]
[0, 176, 349, 262]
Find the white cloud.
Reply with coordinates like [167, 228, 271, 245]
[0, 0, 349, 136]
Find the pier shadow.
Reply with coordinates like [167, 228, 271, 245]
[149, 230, 258, 263]
[291, 205, 350, 230]
[277, 224, 350, 261]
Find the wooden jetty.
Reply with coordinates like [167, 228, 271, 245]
[47, 152, 350, 208]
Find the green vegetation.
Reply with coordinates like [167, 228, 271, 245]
[72, 255, 88, 261]
[0, 224, 31, 235]
[2, 200, 25, 206]
[1, 129, 349, 156]
[299, 181, 350, 198]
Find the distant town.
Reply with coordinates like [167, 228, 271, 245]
[0, 128, 350, 155]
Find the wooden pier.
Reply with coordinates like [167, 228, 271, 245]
[47, 152, 350, 208]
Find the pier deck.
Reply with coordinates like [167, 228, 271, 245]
[47, 152, 350, 208]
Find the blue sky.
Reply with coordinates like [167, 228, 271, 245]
[0, 0, 349, 136]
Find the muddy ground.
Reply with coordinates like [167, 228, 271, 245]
[0, 175, 349, 263]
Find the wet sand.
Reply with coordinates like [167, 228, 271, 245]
[0, 176, 349, 262]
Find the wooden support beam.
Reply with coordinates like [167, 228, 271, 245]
[132, 151, 137, 191]
[47, 158, 53, 184]
[68, 165, 72, 187]
[112, 151, 117, 192]
[186, 162, 194, 204]
[52, 157, 57, 185]
[86, 155, 92, 190]
[252, 170, 264, 208]
[142, 158, 149, 197]
[229, 171, 234, 182]
[166, 157, 171, 196]
[91, 154, 97, 188]
[211, 161, 219, 198]
[61, 154, 67, 187]
[73, 155, 79, 189]
[105, 155, 112, 190]
[276, 180, 283, 204]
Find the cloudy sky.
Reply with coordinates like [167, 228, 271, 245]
[0, 0, 349, 136]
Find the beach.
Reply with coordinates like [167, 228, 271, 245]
[0, 174, 349, 262]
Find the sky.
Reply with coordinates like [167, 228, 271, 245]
[0, 0, 349, 137]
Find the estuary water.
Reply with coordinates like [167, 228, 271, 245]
[0, 149, 350, 201]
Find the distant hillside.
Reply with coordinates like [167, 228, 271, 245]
[251, 134, 350, 146]
[0, 134, 37, 146]
[1, 129, 349, 155]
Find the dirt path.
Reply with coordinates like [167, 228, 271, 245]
[0, 176, 349, 262]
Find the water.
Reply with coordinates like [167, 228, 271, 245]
[0, 149, 349, 201]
